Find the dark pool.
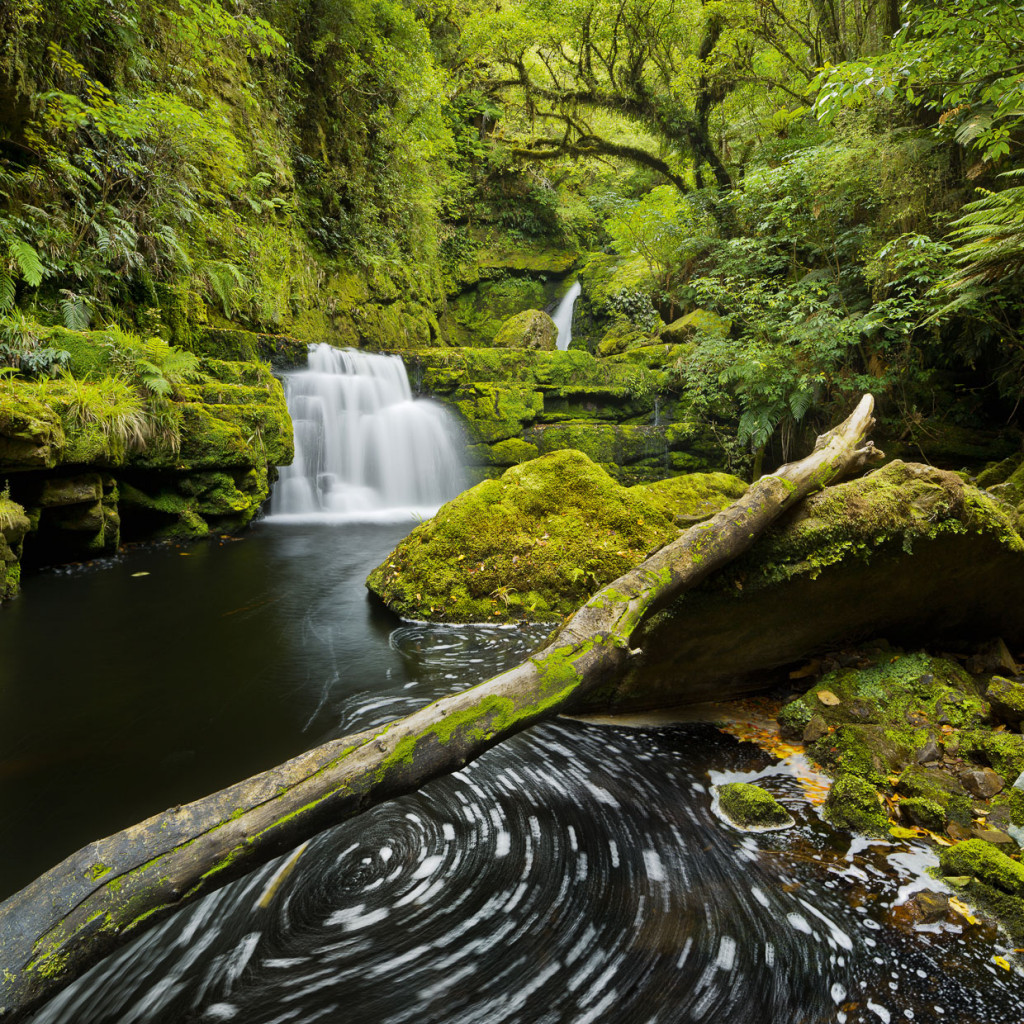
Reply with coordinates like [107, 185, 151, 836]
[2, 522, 1022, 1023]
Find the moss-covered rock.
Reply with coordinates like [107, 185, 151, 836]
[365, 449, 746, 623]
[899, 796, 947, 830]
[0, 492, 30, 602]
[986, 676, 1024, 728]
[824, 773, 889, 836]
[960, 731, 1024, 783]
[493, 310, 558, 351]
[897, 764, 974, 826]
[601, 461, 1024, 711]
[717, 783, 793, 829]
[660, 309, 730, 345]
[939, 839, 1024, 938]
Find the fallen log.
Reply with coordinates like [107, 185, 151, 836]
[0, 394, 881, 1021]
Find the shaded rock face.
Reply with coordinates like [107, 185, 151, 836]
[493, 310, 558, 351]
[0, 494, 30, 600]
[365, 449, 747, 623]
[599, 461, 1024, 711]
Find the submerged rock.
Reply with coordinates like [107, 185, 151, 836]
[716, 782, 793, 830]
[365, 449, 746, 622]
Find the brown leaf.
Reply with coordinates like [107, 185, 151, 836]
[817, 690, 841, 706]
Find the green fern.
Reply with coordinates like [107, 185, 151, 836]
[7, 239, 44, 287]
[946, 170, 1024, 291]
[199, 259, 245, 316]
[59, 290, 92, 331]
[0, 270, 14, 312]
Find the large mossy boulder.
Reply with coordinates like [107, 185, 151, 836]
[365, 449, 747, 622]
[493, 310, 558, 351]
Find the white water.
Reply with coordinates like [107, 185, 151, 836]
[269, 344, 465, 522]
[553, 280, 582, 351]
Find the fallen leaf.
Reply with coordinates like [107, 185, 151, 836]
[948, 897, 978, 925]
[994, 955, 1011, 971]
[817, 690, 841, 706]
[889, 826, 918, 840]
[131, 572, 150, 577]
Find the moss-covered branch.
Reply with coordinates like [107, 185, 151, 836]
[0, 395, 880, 1022]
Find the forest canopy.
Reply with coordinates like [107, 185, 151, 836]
[0, 0, 1021, 467]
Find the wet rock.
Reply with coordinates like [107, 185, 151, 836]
[716, 783, 793, 830]
[908, 890, 949, 924]
[985, 676, 1024, 728]
[916, 735, 941, 764]
[802, 714, 830, 744]
[824, 773, 889, 836]
[959, 767, 1005, 799]
[967, 637, 1020, 677]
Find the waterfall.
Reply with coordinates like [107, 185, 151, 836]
[269, 344, 465, 522]
[552, 280, 581, 351]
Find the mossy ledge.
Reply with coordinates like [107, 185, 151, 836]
[0, 332, 293, 585]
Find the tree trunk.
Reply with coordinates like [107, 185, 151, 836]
[0, 396, 881, 1022]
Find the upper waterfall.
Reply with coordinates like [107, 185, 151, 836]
[269, 344, 465, 522]
[552, 280, 581, 351]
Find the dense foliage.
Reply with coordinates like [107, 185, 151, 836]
[1, 0, 1022, 469]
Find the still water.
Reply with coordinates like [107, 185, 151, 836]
[2, 523, 1023, 1023]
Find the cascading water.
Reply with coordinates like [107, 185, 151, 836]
[552, 280, 582, 350]
[269, 344, 465, 521]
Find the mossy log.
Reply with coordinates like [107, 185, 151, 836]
[0, 395, 881, 1021]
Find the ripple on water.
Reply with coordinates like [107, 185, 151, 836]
[32, 722, 1024, 1024]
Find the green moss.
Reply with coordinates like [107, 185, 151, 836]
[899, 796, 946, 830]
[717, 782, 793, 829]
[366, 448, 746, 622]
[707, 461, 1023, 598]
[811, 724, 916, 787]
[824, 773, 890, 835]
[986, 676, 1024, 724]
[961, 731, 1024, 782]
[940, 839, 1024, 895]
[897, 765, 974, 826]
[492, 309, 557, 350]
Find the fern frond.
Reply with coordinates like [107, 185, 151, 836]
[0, 270, 14, 311]
[8, 239, 44, 287]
